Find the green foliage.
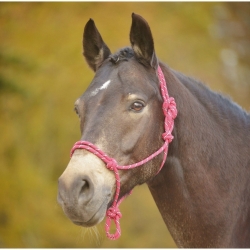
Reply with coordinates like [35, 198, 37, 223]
[0, 2, 249, 248]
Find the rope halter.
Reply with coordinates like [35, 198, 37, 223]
[70, 65, 177, 240]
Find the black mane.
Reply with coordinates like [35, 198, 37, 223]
[109, 47, 134, 64]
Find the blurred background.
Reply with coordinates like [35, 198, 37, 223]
[0, 2, 250, 248]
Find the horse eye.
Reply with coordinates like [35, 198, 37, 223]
[130, 102, 145, 112]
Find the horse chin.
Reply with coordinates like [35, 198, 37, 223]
[71, 201, 107, 227]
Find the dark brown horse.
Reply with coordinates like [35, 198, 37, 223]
[57, 13, 250, 247]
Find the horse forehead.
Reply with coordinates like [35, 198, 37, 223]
[98, 58, 148, 83]
[83, 67, 117, 97]
[89, 79, 111, 97]
[118, 60, 148, 81]
[84, 60, 157, 102]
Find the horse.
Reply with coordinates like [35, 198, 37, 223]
[57, 13, 250, 247]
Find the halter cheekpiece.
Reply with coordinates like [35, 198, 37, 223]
[70, 65, 177, 240]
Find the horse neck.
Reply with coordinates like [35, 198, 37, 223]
[147, 64, 250, 247]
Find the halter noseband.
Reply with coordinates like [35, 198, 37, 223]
[70, 65, 177, 240]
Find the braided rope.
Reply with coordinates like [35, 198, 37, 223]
[70, 65, 177, 240]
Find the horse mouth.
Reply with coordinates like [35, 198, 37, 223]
[71, 190, 129, 228]
[71, 200, 108, 227]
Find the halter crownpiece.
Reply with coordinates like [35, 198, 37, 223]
[70, 65, 177, 240]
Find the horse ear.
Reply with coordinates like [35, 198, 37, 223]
[83, 19, 111, 72]
[130, 13, 158, 70]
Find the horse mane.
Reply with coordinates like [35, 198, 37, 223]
[109, 47, 134, 64]
[173, 69, 250, 123]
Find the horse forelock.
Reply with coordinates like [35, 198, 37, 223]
[109, 47, 134, 64]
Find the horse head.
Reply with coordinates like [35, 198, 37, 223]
[58, 13, 167, 229]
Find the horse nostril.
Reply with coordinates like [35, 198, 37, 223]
[58, 175, 94, 207]
[78, 178, 94, 205]
[80, 180, 89, 194]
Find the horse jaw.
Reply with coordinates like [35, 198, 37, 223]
[57, 149, 116, 227]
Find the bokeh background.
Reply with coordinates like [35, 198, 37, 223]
[0, 2, 250, 248]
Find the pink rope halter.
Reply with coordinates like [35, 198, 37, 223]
[70, 65, 177, 240]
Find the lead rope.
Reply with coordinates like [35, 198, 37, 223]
[70, 65, 177, 240]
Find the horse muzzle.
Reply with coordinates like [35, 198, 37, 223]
[57, 149, 116, 227]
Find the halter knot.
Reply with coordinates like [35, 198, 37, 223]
[162, 101, 169, 116]
[167, 97, 177, 119]
[106, 206, 122, 220]
[106, 159, 117, 171]
[105, 205, 122, 240]
[162, 132, 174, 142]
